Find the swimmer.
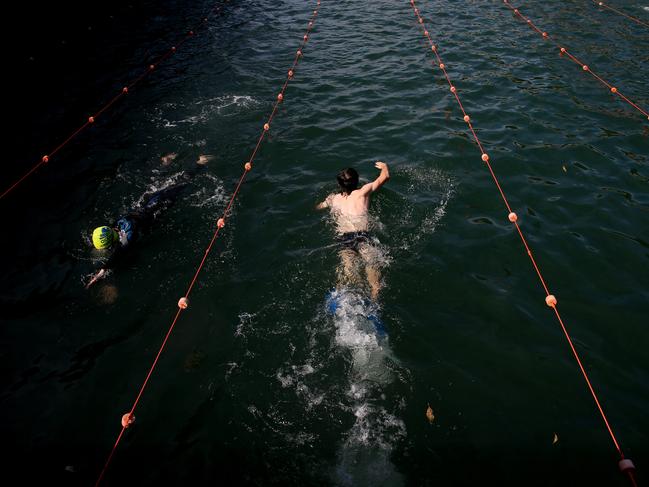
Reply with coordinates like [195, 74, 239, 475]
[85, 164, 204, 288]
[317, 161, 390, 300]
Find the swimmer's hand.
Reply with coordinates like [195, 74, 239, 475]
[118, 230, 129, 246]
[360, 161, 389, 194]
[86, 268, 108, 289]
[375, 161, 389, 172]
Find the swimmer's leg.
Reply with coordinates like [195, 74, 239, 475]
[144, 184, 185, 209]
[366, 267, 381, 301]
[359, 243, 381, 301]
[337, 248, 361, 289]
[144, 162, 206, 210]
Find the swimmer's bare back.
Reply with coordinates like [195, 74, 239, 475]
[317, 161, 390, 233]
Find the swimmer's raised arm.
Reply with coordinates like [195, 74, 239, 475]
[358, 161, 390, 195]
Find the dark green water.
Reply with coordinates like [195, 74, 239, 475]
[2, 0, 648, 486]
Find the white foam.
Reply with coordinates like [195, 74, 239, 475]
[331, 290, 381, 348]
[275, 361, 324, 411]
[348, 383, 368, 401]
[334, 401, 406, 486]
[235, 312, 256, 338]
[326, 286, 407, 485]
[224, 362, 238, 381]
[190, 94, 260, 121]
[131, 171, 186, 208]
[290, 430, 316, 446]
[196, 94, 259, 111]
[344, 402, 406, 450]
[151, 95, 260, 128]
[188, 173, 227, 209]
[276, 370, 294, 388]
[247, 404, 261, 418]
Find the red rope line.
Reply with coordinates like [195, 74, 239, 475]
[93, 2, 322, 485]
[408, 1, 637, 484]
[501, 0, 649, 122]
[0, 3, 225, 201]
[592, 0, 649, 28]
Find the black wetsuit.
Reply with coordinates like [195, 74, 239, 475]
[100, 169, 199, 269]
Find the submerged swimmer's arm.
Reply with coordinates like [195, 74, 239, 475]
[85, 244, 123, 289]
[358, 161, 390, 196]
[316, 194, 334, 210]
[85, 268, 107, 289]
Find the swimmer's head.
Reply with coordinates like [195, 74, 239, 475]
[337, 168, 359, 195]
[92, 226, 118, 250]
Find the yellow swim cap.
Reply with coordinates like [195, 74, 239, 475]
[92, 226, 117, 249]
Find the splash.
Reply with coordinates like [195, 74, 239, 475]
[131, 171, 187, 208]
[335, 401, 406, 487]
[329, 287, 405, 487]
[150, 95, 261, 128]
[198, 95, 260, 115]
[393, 164, 454, 251]
[187, 173, 227, 209]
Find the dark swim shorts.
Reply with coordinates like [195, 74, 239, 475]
[335, 231, 374, 252]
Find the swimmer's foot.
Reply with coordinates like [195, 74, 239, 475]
[361, 297, 386, 337]
[161, 152, 178, 166]
[368, 313, 387, 337]
[197, 154, 215, 165]
[325, 289, 339, 314]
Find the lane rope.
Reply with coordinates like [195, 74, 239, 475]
[591, 0, 649, 28]
[502, 0, 648, 123]
[407, 1, 637, 485]
[92, 2, 322, 485]
[0, 1, 228, 201]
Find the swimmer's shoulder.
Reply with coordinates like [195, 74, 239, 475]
[354, 183, 374, 197]
[329, 193, 342, 206]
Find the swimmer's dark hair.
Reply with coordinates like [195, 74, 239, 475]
[337, 168, 359, 195]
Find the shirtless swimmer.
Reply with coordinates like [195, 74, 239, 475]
[317, 161, 390, 300]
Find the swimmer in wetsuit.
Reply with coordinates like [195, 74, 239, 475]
[317, 161, 390, 300]
[86, 166, 202, 288]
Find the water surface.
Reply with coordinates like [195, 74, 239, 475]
[1, 1, 648, 486]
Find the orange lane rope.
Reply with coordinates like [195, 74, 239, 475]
[502, 0, 648, 123]
[0, 2, 228, 201]
[408, 0, 637, 484]
[592, 0, 649, 28]
[93, 1, 322, 485]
